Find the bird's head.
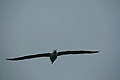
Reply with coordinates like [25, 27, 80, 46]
[53, 49, 57, 53]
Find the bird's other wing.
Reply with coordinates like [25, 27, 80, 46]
[57, 50, 99, 56]
[6, 53, 50, 61]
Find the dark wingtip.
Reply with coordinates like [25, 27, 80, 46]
[6, 58, 15, 61]
[6, 58, 9, 60]
[93, 51, 100, 53]
[6, 58, 11, 60]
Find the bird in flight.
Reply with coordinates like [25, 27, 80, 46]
[6, 49, 99, 64]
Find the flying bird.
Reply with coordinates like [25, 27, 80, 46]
[6, 49, 99, 64]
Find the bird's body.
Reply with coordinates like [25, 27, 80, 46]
[6, 49, 99, 64]
[50, 50, 58, 63]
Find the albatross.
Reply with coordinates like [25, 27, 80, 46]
[6, 49, 99, 64]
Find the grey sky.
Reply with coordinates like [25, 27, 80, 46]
[0, 0, 120, 80]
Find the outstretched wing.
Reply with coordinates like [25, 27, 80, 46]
[58, 50, 99, 56]
[6, 53, 50, 61]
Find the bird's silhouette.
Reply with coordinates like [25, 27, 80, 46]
[6, 49, 99, 64]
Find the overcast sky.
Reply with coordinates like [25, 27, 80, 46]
[0, 0, 120, 80]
